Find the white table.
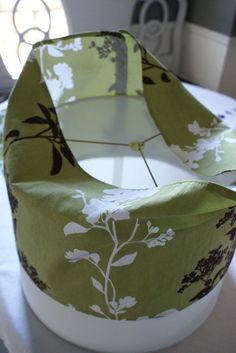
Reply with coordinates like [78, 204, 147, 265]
[0, 84, 236, 353]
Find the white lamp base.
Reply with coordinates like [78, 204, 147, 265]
[21, 267, 223, 353]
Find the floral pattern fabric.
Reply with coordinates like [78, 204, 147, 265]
[64, 187, 176, 319]
[0, 100, 7, 169]
[3, 31, 236, 320]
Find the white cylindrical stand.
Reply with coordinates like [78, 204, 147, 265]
[21, 267, 223, 353]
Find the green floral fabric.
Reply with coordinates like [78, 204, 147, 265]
[0, 100, 7, 169]
[3, 31, 236, 320]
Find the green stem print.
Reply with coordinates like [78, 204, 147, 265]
[171, 120, 236, 170]
[64, 188, 175, 320]
[4, 103, 75, 175]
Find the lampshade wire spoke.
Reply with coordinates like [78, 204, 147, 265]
[142, 132, 162, 143]
[139, 148, 158, 187]
[66, 132, 162, 146]
[66, 138, 129, 147]
[65, 133, 161, 187]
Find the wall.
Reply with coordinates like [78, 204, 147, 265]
[186, 0, 236, 36]
[219, 36, 236, 97]
[180, 0, 236, 98]
[132, 0, 179, 23]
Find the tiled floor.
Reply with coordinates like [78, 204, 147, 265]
[0, 340, 8, 353]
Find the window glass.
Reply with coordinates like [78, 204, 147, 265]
[0, 0, 68, 79]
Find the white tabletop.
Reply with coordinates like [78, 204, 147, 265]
[0, 83, 236, 353]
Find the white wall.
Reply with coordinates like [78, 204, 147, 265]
[180, 23, 236, 98]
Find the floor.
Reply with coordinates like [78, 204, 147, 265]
[0, 340, 8, 353]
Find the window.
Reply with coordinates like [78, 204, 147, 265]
[0, 0, 68, 80]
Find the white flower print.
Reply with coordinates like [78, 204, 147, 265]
[171, 119, 236, 169]
[44, 73, 63, 104]
[101, 188, 158, 204]
[64, 222, 89, 235]
[53, 63, 73, 89]
[146, 239, 165, 248]
[64, 249, 100, 264]
[146, 228, 174, 248]
[72, 187, 158, 226]
[90, 304, 102, 313]
[146, 220, 159, 234]
[188, 121, 211, 137]
[64, 188, 175, 320]
[82, 198, 129, 224]
[35, 39, 80, 104]
[47, 45, 64, 58]
[71, 38, 83, 51]
[44, 63, 74, 105]
[64, 249, 90, 262]
[89, 304, 111, 319]
[109, 296, 137, 315]
[45, 38, 83, 58]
